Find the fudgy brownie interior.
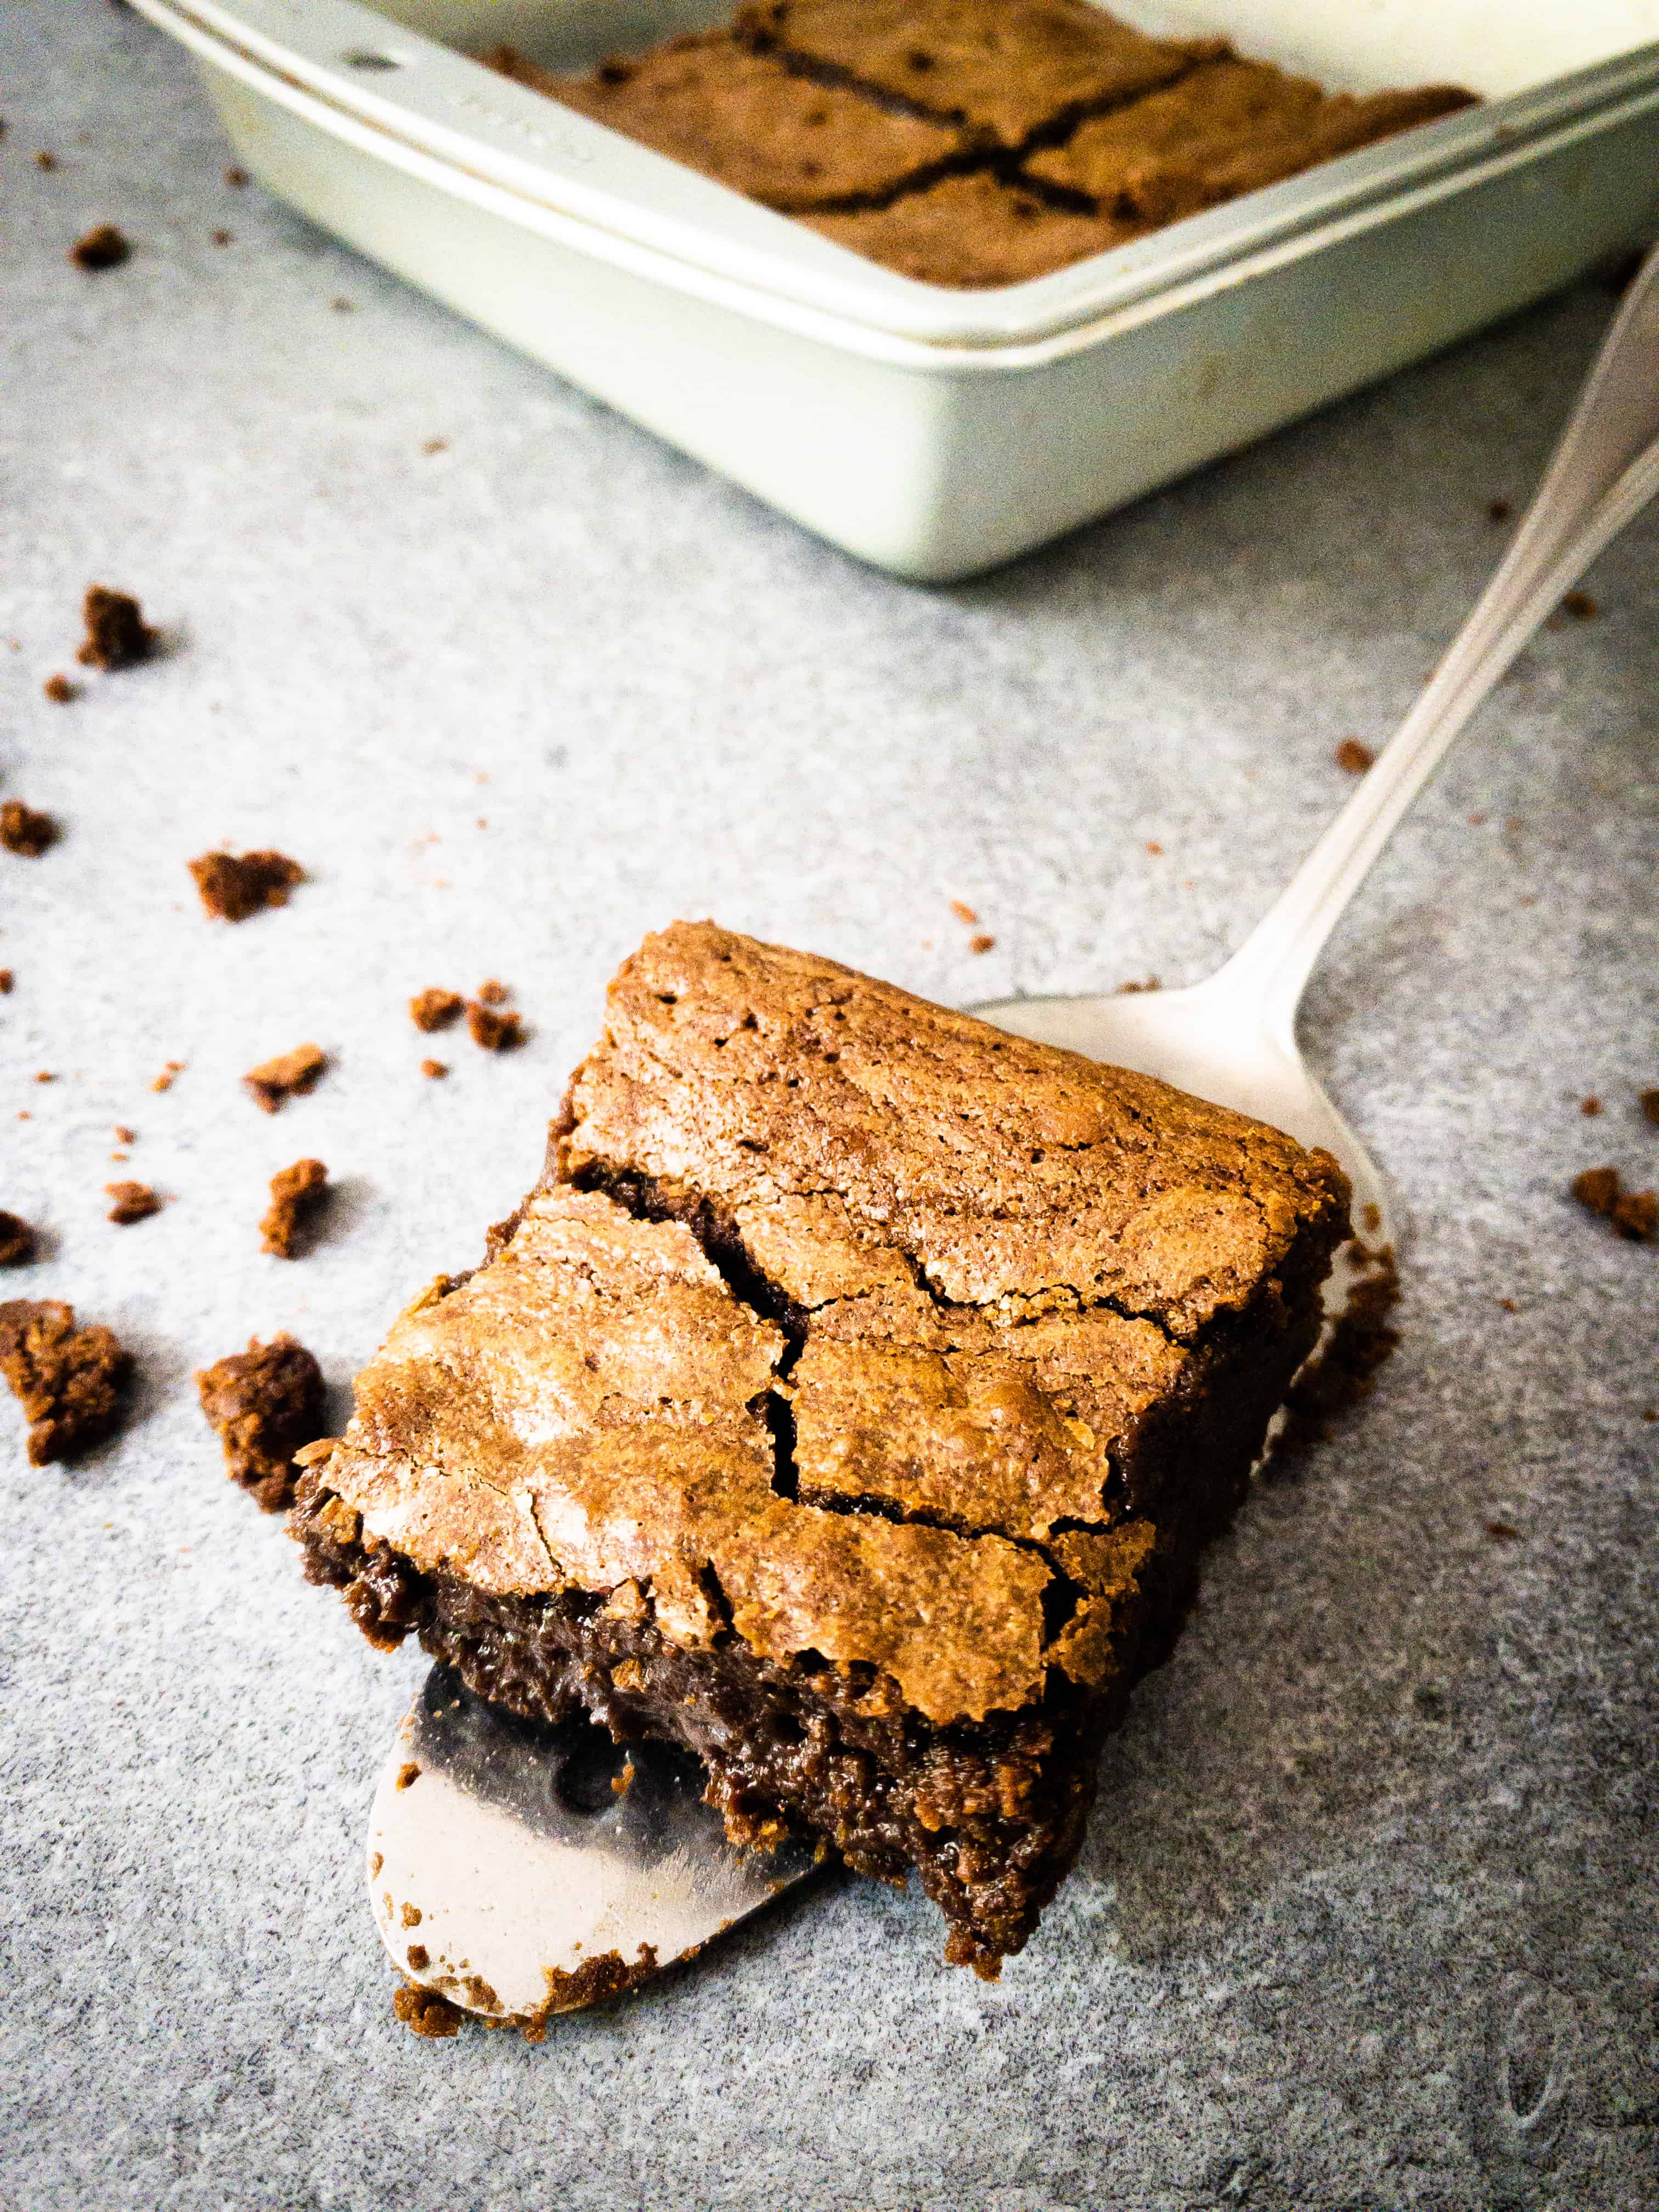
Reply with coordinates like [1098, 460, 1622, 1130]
[292, 923, 1348, 1974]
[487, 0, 1474, 287]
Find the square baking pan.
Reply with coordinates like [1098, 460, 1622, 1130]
[131, 0, 1659, 578]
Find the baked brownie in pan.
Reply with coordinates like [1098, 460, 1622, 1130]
[489, 36, 968, 212]
[293, 923, 1349, 1974]
[804, 171, 1132, 288]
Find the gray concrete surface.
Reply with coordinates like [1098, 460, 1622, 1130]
[2, 5, 1656, 2207]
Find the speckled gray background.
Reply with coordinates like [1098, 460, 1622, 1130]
[2, 6, 1656, 2208]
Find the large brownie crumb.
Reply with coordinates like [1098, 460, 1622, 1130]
[1641, 1088, 1659, 1128]
[106, 1181, 162, 1225]
[1334, 738, 1374, 774]
[466, 1002, 524, 1051]
[1, 802, 59, 857]
[78, 585, 156, 670]
[0, 1214, 38, 1267]
[70, 223, 130, 272]
[189, 849, 304, 922]
[1572, 1165, 1657, 1242]
[261, 1158, 329, 1258]
[410, 988, 464, 1033]
[245, 1044, 327, 1114]
[0, 1299, 133, 1466]
[197, 1333, 326, 1511]
[392, 1980, 464, 2039]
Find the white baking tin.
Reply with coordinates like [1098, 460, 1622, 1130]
[131, 0, 1659, 577]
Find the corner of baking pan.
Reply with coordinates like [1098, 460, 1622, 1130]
[130, 0, 1659, 360]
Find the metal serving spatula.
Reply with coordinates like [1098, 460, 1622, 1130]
[374, 248, 1659, 2023]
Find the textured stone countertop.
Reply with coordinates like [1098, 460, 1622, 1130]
[2, 7, 1655, 2209]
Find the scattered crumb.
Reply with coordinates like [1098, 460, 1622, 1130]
[261, 1156, 329, 1258]
[0, 971, 11, 994]
[1581, 1096, 1602, 1116]
[405, 1945, 428, 1971]
[409, 987, 463, 1032]
[196, 1334, 325, 1511]
[0, 1214, 38, 1268]
[477, 979, 511, 1007]
[396, 1762, 420, 1791]
[114, 1126, 135, 1144]
[244, 1043, 326, 1114]
[1497, 1297, 1518, 1313]
[1641, 1088, 1659, 1127]
[152, 1059, 185, 1093]
[42, 673, 76, 703]
[968, 934, 995, 956]
[1144, 840, 1163, 856]
[225, 165, 249, 187]
[1115, 976, 1160, 995]
[105, 1181, 162, 1225]
[35, 151, 57, 171]
[466, 1002, 523, 1051]
[422, 438, 448, 455]
[1466, 812, 1486, 827]
[78, 584, 156, 670]
[1643, 1409, 1657, 1424]
[2, 801, 59, 857]
[1334, 738, 1375, 775]
[1487, 499, 1512, 523]
[420, 1059, 447, 1080]
[0, 1298, 133, 1466]
[211, 227, 232, 246]
[393, 1981, 464, 2040]
[949, 900, 978, 925]
[331, 297, 354, 313]
[189, 848, 303, 921]
[1572, 1165, 1657, 1240]
[475, 817, 488, 831]
[1360, 1202, 1382, 1236]
[1273, 1248, 1400, 1463]
[70, 223, 129, 271]
[1560, 590, 1598, 621]
[109, 1153, 128, 1164]
[33, 1071, 55, 1085]
[1484, 1520, 1521, 1542]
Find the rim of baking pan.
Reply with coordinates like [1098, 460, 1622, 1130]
[131, 0, 1659, 365]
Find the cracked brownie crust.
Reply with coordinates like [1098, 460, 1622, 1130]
[294, 922, 1348, 1971]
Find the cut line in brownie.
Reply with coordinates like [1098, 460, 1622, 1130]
[293, 922, 1348, 1974]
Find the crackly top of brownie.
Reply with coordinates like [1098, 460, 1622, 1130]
[489, 37, 963, 211]
[740, 0, 1215, 148]
[804, 170, 1132, 287]
[302, 925, 1346, 1724]
[561, 921, 1347, 1343]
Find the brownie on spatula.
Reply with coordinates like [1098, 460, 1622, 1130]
[292, 923, 1348, 1974]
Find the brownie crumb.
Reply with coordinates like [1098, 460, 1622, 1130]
[466, 1002, 523, 1051]
[36, 151, 57, 172]
[1487, 499, 1512, 523]
[0, 970, 12, 994]
[476, 978, 510, 1006]
[1560, 590, 1598, 621]
[105, 1181, 162, 1225]
[1484, 1519, 1521, 1542]
[1572, 1165, 1657, 1241]
[1581, 1096, 1602, 1116]
[1334, 738, 1375, 774]
[968, 934, 995, 956]
[245, 1043, 326, 1114]
[1571, 1165, 1620, 1217]
[261, 1157, 329, 1258]
[409, 987, 464, 1033]
[1116, 975, 1161, 994]
[211, 228, 232, 246]
[70, 223, 130, 271]
[152, 1060, 185, 1093]
[1497, 1296, 1518, 1313]
[396, 1762, 420, 1791]
[114, 1125, 135, 1144]
[189, 848, 303, 922]
[1, 801, 59, 857]
[0, 1214, 38, 1267]
[420, 1059, 447, 1080]
[949, 900, 979, 925]
[0, 1299, 132, 1466]
[1273, 1248, 1401, 1463]
[392, 1981, 464, 2040]
[225, 165, 249, 187]
[196, 1333, 325, 1511]
[34, 1071, 55, 1085]
[42, 673, 76, 704]
[1640, 1088, 1659, 1127]
[78, 585, 156, 670]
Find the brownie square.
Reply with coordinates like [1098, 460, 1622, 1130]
[488, 35, 965, 210]
[292, 923, 1349, 1973]
[805, 170, 1132, 286]
[1029, 58, 1474, 215]
[741, 0, 1214, 149]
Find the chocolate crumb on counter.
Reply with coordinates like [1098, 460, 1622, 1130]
[261, 1158, 329, 1259]
[153, 1059, 185, 1093]
[1334, 738, 1375, 774]
[78, 585, 156, 669]
[0, 970, 12, 994]
[393, 1982, 464, 2040]
[36, 151, 57, 172]
[1487, 499, 1513, 523]
[476, 978, 510, 1007]
[0, 1214, 38, 1267]
[1641, 1087, 1659, 1127]
[43, 673, 76, 703]
[1572, 1164, 1657, 1242]
[2, 801, 59, 857]
[1485, 1519, 1521, 1542]
[189, 848, 303, 922]
[968, 933, 995, 955]
[196, 1334, 325, 1511]
[70, 223, 130, 271]
[466, 1001, 523, 1051]
[211, 228, 232, 246]
[420, 1059, 447, 1081]
[950, 901, 979, 925]
[1571, 1165, 1620, 1218]
[225, 165, 249, 187]
[106, 1181, 162, 1225]
[0, 1299, 133, 1466]
[1581, 1096, 1602, 1116]
[1561, 590, 1599, 620]
[409, 987, 463, 1033]
[245, 1043, 326, 1114]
